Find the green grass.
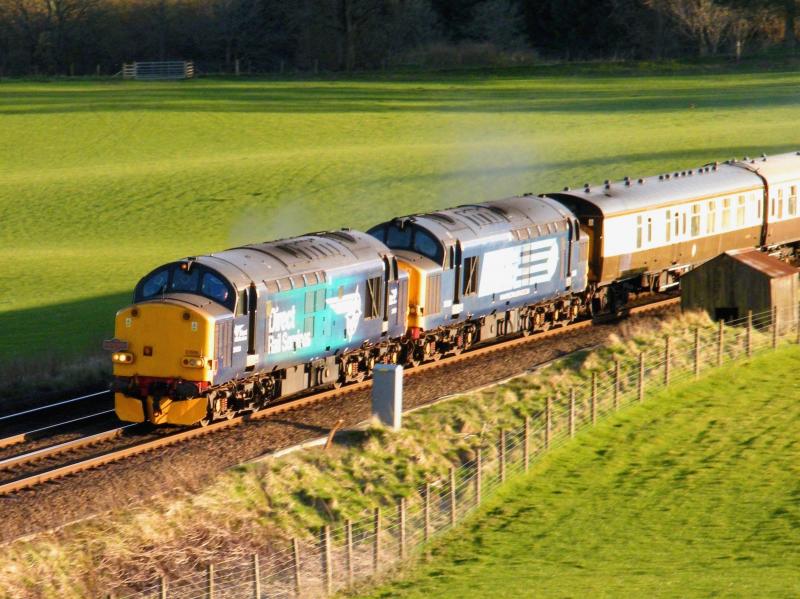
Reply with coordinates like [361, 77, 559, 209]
[3, 66, 800, 359]
[358, 345, 800, 598]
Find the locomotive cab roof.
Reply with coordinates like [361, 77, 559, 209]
[369, 196, 575, 265]
[134, 229, 396, 311]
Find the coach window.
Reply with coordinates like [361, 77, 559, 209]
[647, 217, 653, 243]
[673, 211, 680, 239]
[737, 196, 745, 226]
[789, 186, 797, 216]
[777, 189, 784, 219]
[770, 195, 776, 217]
[636, 215, 643, 249]
[691, 205, 701, 237]
[707, 201, 716, 234]
[722, 198, 731, 230]
[665, 210, 671, 242]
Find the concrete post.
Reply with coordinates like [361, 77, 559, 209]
[372, 365, 403, 430]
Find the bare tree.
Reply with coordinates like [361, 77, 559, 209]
[645, 0, 735, 55]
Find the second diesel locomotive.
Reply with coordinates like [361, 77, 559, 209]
[107, 151, 800, 426]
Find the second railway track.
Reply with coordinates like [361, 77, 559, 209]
[0, 295, 678, 499]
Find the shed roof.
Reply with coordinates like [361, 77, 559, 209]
[725, 248, 799, 279]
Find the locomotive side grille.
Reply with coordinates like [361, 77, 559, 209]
[426, 273, 442, 315]
[215, 320, 233, 369]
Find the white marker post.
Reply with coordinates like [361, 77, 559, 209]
[371, 365, 403, 431]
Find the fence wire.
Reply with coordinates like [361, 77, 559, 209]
[108, 311, 800, 599]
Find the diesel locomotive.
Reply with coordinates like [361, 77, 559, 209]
[106, 151, 800, 426]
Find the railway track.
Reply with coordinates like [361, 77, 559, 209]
[0, 295, 679, 498]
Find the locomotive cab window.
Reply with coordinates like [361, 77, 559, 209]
[365, 277, 381, 319]
[140, 269, 168, 298]
[171, 267, 199, 293]
[201, 272, 230, 304]
[463, 256, 479, 296]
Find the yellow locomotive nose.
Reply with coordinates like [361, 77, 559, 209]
[110, 301, 215, 425]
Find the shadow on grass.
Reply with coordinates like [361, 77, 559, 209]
[0, 291, 132, 409]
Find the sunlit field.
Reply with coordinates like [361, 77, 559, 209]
[3, 66, 800, 358]
[361, 346, 800, 598]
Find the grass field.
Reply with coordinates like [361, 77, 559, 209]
[3, 65, 800, 360]
[358, 345, 800, 598]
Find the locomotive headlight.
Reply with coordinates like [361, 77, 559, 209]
[112, 351, 135, 364]
[181, 356, 206, 368]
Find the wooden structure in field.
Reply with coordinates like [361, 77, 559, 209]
[681, 248, 799, 327]
[122, 61, 194, 80]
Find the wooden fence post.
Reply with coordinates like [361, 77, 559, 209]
[664, 335, 671, 386]
[292, 538, 301, 597]
[475, 449, 482, 506]
[523, 416, 530, 471]
[449, 467, 457, 526]
[322, 526, 332, 596]
[613, 361, 620, 410]
[346, 519, 353, 587]
[160, 576, 167, 599]
[717, 320, 724, 367]
[772, 305, 778, 349]
[207, 563, 214, 599]
[398, 498, 406, 560]
[694, 328, 700, 378]
[638, 353, 645, 402]
[253, 554, 260, 599]
[590, 373, 597, 425]
[373, 507, 381, 574]
[569, 388, 576, 437]
[545, 398, 552, 449]
[747, 311, 753, 357]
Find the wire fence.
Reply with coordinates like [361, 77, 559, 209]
[108, 305, 800, 599]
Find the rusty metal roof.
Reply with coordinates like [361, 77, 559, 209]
[725, 248, 799, 279]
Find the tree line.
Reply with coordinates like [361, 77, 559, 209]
[0, 0, 798, 76]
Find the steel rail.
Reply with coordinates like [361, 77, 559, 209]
[0, 390, 109, 422]
[0, 424, 133, 472]
[0, 296, 679, 496]
[0, 409, 117, 450]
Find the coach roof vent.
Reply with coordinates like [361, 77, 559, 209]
[638, 178, 645, 184]
[563, 186, 571, 191]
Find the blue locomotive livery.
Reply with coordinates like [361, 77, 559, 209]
[110, 230, 407, 425]
[368, 195, 588, 362]
[107, 151, 800, 426]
